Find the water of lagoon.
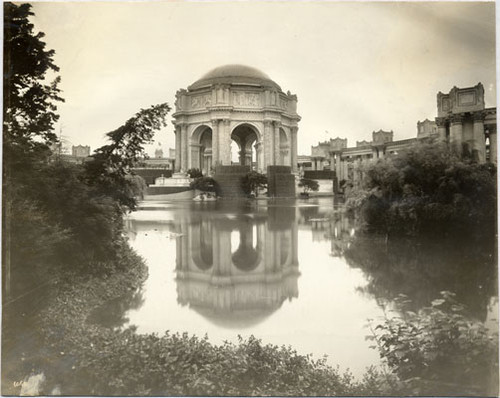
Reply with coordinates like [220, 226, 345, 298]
[2, 197, 497, 395]
[93, 197, 498, 378]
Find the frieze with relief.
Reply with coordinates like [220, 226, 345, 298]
[233, 92, 261, 107]
[191, 94, 212, 109]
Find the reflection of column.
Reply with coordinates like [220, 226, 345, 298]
[175, 125, 181, 172]
[291, 127, 298, 172]
[211, 119, 219, 166]
[436, 118, 447, 142]
[473, 112, 486, 163]
[292, 213, 299, 266]
[450, 114, 464, 155]
[274, 122, 281, 166]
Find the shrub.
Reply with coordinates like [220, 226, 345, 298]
[190, 176, 217, 193]
[298, 178, 320, 194]
[368, 292, 499, 396]
[347, 141, 497, 237]
[241, 171, 267, 197]
[186, 168, 203, 178]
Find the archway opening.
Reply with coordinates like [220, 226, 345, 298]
[279, 128, 290, 166]
[231, 124, 259, 169]
[198, 128, 213, 174]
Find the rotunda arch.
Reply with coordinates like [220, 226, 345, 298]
[191, 124, 213, 173]
[231, 123, 262, 169]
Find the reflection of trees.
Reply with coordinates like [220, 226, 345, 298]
[87, 288, 145, 329]
[343, 235, 497, 320]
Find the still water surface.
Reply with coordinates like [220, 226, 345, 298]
[98, 197, 497, 377]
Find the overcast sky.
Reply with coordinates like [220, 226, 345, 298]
[31, 1, 496, 156]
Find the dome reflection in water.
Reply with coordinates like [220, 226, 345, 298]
[175, 203, 299, 328]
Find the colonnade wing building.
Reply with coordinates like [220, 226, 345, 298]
[309, 83, 497, 183]
[172, 65, 300, 174]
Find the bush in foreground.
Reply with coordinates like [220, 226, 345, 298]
[368, 292, 499, 396]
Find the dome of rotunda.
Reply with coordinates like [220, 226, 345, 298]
[188, 64, 282, 91]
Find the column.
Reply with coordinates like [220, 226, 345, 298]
[489, 126, 497, 163]
[334, 152, 341, 189]
[291, 127, 298, 172]
[181, 124, 188, 172]
[274, 122, 281, 166]
[473, 112, 486, 163]
[436, 118, 447, 142]
[255, 142, 262, 172]
[245, 150, 252, 167]
[175, 125, 182, 172]
[211, 119, 219, 167]
[238, 149, 245, 165]
[264, 121, 273, 169]
[450, 114, 464, 155]
[221, 119, 231, 165]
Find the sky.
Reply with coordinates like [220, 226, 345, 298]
[30, 1, 496, 157]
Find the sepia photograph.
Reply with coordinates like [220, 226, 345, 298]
[2, 0, 498, 396]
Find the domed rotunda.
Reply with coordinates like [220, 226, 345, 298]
[172, 65, 301, 174]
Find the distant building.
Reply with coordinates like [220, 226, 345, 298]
[136, 147, 176, 169]
[310, 83, 497, 186]
[52, 144, 91, 164]
[417, 119, 438, 139]
[154, 145, 164, 159]
[72, 145, 90, 158]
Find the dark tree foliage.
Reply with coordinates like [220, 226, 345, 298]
[349, 141, 497, 238]
[241, 171, 267, 197]
[298, 178, 319, 193]
[3, 2, 63, 170]
[84, 103, 170, 211]
[186, 168, 203, 178]
[190, 176, 217, 193]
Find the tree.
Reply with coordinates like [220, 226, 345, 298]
[298, 178, 319, 194]
[3, 3, 65, 298]
[3, 2, 64, 169]
[347, 141, 497, 238]
[84, 103, 171, 211]
[241, 171, 267, 197]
